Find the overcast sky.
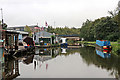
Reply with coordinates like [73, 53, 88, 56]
[0, 0, 119, 28]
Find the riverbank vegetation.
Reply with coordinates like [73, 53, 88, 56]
[80, 11, 120, 41]
[111, 42, 120, 56]
[47, 26, 80, 35]
[47, 5, 120, 56]
[79, 41, 120, 56]
[47, 9, 120, 42]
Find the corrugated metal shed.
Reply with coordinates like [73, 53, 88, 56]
[34, 31, 54, 44]
[35, 31, 53, 38]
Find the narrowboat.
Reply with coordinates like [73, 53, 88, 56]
[96, 40, 112, 50]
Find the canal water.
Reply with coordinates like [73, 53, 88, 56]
[0, 46, 120, 79]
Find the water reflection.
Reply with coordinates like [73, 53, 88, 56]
[0, 48, 4, 80]
[80, 46, 120, 79]
[23, 55, 34, 65]
[0, 54, 20, 79]
[34, 48, 60, 70]
[0, 47, 120, 79]
[0, 49, 35, 80]
[61, 48, 67, 53]
[96, 49, 111, 58]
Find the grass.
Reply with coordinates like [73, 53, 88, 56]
[78, 41, 96, 45]
[78, 41, 95, 44]
[111, 42, 120, 56]
[87, 41, 96, 44]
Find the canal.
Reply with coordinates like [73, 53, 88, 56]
[0, 46, 120, 79]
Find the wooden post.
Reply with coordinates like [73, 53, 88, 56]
[9, 34, 12, 50]
[5, 33, 8, 50]
[15, 60, 19, 74]
[15, 34, 18, 50]
[8, 34, 11, 50]
[11, 34, 14, 50]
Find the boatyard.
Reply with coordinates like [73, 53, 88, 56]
[0, 23, 120, 79]
[0, 0, 120, 80]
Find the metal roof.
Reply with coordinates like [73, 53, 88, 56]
[7, 25, 39, 28]
[35, 31, 53, 38]
[7, 30, 28, 34]
[58, 35, 80, 37]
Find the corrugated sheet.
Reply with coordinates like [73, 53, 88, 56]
[35, 31, 53, 38]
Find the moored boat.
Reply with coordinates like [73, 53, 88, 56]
[60, 38, 68, 48]
[96, 40, 112, 50]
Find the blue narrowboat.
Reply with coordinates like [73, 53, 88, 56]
[96, 40, 112, 50]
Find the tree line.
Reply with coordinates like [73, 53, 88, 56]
[1, 4, 120, 42]
[47, 8, 120, 41]
[80, 16, 120, 41]
[80, 6, 120, 41]
[47, 26, 81, 36]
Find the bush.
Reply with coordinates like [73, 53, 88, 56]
[117, 39, 120, 43]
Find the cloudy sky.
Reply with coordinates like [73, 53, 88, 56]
[0, 0, 119, 28]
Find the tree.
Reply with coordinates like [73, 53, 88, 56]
[80, 16, 120, 41]
[2, 23, 7, 29]
[47, 26, 80, 36]
[80, 19, 95, 41]
[95, 17, 119, 41]
[24, 25, 32, 37]
[0, 20, 7, 29]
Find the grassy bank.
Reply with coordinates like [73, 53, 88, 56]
[78, 41, 96, 45]
[78, 41, 96, 47]
[111, 42, 120, 56]
[78, 41, 120, 56]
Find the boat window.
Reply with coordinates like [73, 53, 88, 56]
[19, 42, 23, 46]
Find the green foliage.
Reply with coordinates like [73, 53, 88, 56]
[95, 17, 119, 41]
[80, 16, 120, 41]
[117, 39, 120, 43]
[51, 35, 55, 38]
[47, 26, 80, 36]
[24, 25, 32, 37]
[0, 21, 7, 29]
[80, 19, 95, 41]
[51, 43, 59, 47]
[80, 5, 120, 42]
[111, 42, 120, 56]
[47, 6, 120, 42]
[2, 23, 7, 29]
[67, 40, 74, 45]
